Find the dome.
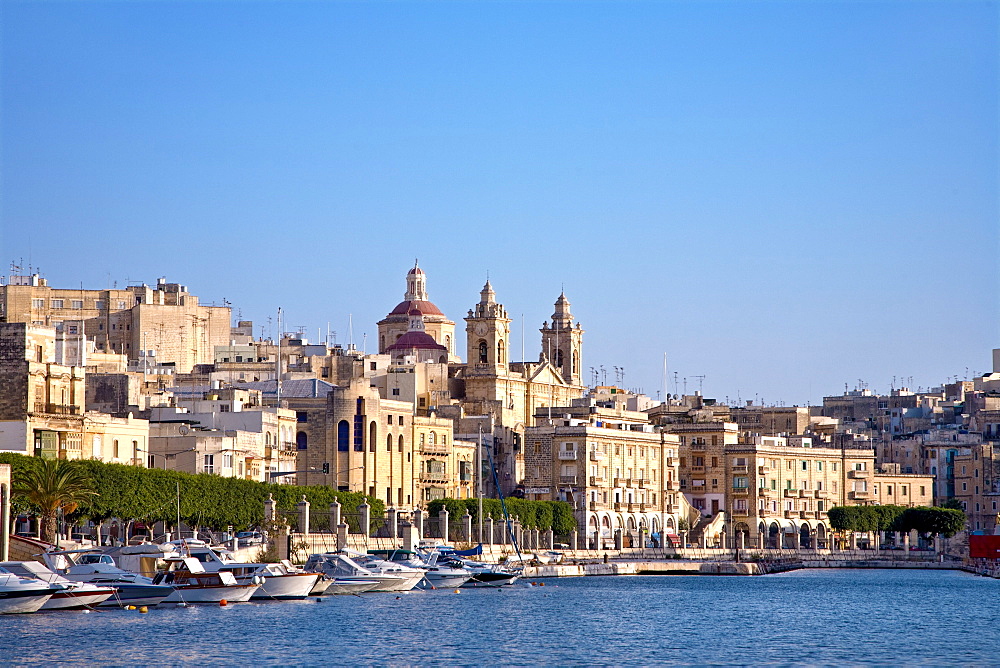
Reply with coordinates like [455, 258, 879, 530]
[389, 299, 444, 317]
[408, 266, 425, 276]
[386, 330, 447, 351]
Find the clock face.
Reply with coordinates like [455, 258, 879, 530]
[474, 323, 488, 336]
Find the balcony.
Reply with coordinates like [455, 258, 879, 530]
[784, 510, 796, 519]
[588, 500, 604, 510]
[664, 456, 675, 467]
[759, 488, 776, 497]
[613, 477, 628, 487]
[420, 443, 450, 455]
[731, 487, 750, 495]
[558, 450, 578, 461]
[731, 465, 748, 473]
[419, 473, 449, 484]
[848, 469, 870, 479]
[691, 465, 706, 474]
[589, 451, 606, 462]
[783, 489, 799, 498]
[666, 481, 680, 491]
[634, 477, 650, 487]
[798, 489, 810, 498]
[731, 508, 751, 517]
[41, 404, 80, 415]
[758, 465, 771, 475]
[664, 504, 679, 514]
[690, 441, 707, 452]
[814, 490, 829, 499]
[588, 475, 605, 486]
[559, 475, 577, 484]
[848, 490, 870, 500]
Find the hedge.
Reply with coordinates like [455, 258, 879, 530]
[427, 497, 577, 535]
[0, 452, 382, 532]
[827, 504, 965, 538]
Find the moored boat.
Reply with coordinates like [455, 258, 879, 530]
[0, 566, 58, 614]
[42, 549, 174, 608]
[0, 560, 116, 610]
[155, 557, 259, 604]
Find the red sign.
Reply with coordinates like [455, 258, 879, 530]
[969, 535, 1000, 560]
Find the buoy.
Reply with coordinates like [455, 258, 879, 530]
[454, 589, 460, 594]
[139, 606, 148, 614]
[219, 599, 228, 607]
[126, 605, 135, 610]
[539, 582, 545, 586]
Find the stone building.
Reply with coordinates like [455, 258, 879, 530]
[0, 323, 86, 456]
[1, 274, 230, 373]
[954, 443, 1000, 534]
[522, 398, 681, 547]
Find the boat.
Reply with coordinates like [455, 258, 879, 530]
[303, 552, 417, 593]
[323, 579, 381, 595]
[154, 557, 259, 604]
[368, 548, 473, 589]
[42, 549, 174, 608]
[0, 560, 116, 610]
[341, 550, 427, 591]
[177, 544, 320, 600]
[0, 566, 58, 614]
[445, 555, 521, 588]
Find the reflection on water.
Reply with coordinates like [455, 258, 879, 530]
[1, 569, 997, 665]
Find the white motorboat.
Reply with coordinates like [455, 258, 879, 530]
[178, 544, 320, 600]
[155, 557, 259, 604]
[0, 560, 116, 610]
[369, 549, 473, 589]
[341, 550, 427, 592]
[303, 553, 415, 593]
[447, 557, 521, 588]
[42, 550, 174, 607]
[0, 566, 58, 614]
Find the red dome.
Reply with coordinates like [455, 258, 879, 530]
[389, 299, 444, 317]
[408, 266, 425, 275]
[386, 330, 447, 351]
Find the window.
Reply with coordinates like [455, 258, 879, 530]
[223, 453, 233, 468]
[392, 388, 400, 396]
[51, 299, 64, 309]
[95, 300, 105, 310]
[297, 411, 308, 423]
[478, 340, 488, 363]
[733, 477, 748, 489]
[337, 420, 349, 451]
[387, 415, 393, 425]
[204, 454, 215, 474]
[31, 299, 44, 309]
[386, 435, 393, 451]
[117, 300, 127, 309]
[816, 461, 823, 471]
[68, 325, 78, 335]
[398, 416, 404, 425]
[801, 461, 808, 471]
[297, 432, 308, 450]
[398, 435, 404, 452]
[113, 440, 120, 458]
[71, 300, 83, 309]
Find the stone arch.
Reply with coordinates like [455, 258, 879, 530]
[296, 431, 308, 450]
[800, 523, 812, 549]
[767, 522, 780, 549]
[337, 420, 349, 451]
[369, 421, 377, 452]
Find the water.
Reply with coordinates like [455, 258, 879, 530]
[1, 569, 998, 666]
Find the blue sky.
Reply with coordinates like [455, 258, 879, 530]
[2, 1, 997, 404]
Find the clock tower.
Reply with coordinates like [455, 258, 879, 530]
[540, 291, 584, 386]
[464, 280, 511, 372]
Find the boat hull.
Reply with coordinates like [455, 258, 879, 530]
[422, 572, 473, 589]
[462, 573, 519, 588]
[249, 573, 321, 600]
[162, 583, 259, 604]
[41, 587, 117, 610]
[98, 584, 175, 607]
[0, 589, 55, 614]
[322, 579, 380, 595]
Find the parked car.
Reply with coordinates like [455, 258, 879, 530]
[236, 530, 265, 547]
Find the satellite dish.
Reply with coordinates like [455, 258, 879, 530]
[179, 425, 190, 436]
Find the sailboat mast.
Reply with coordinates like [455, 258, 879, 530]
[477, 425, 483, 545]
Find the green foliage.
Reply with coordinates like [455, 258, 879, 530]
[427, 497, 577, 534]
[0, 452, 382, 532]
[826, 504, 966, 537]
[11, 457, 97, 543]
[940, 497, 964, 511]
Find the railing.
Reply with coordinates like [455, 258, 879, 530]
[613, 477, 628, 487]
[732, 465, 748, 473]
[558, 450, 578, 460]
[560, 475, 577, 484]
[420, 473, 449, 484]
[419, 445, 450, 455]
[666, 481, 680, 491]
[758, 465, 770, 475]
[814, 490, 829, 498]
[798, 489, 810, 498]
[731, 487, 749, 495]
[589, 451, 605, 461]
[848, 469, 870, 479]
[783, 489, 799, 497]
[691, 465, 706, 474]
[849, 490, 870, 500]
[44, 404, 80, 415]
[589, 475, 605, 485]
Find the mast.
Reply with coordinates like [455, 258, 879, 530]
[477, 425, 484, 545]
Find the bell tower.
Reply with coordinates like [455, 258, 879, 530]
[540, 291, 583, 385]
[464, 280, 511, 372]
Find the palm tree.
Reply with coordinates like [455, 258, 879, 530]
[13, 458, 97, 545]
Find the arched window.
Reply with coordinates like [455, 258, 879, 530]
[380, 335, 385, 352]
[369, 421, 377, 452]
[478, 340, 488, 363]
[265, 432, 272, 446]
[572, 350, 578, 374]
[398, 435, 404, 452]
[337, 420, 349, 452]
[445, 335, 451, 353]
[555, 348, 564, 368]
[296, 432, 308, 450]
[113, 440, 120, 458]
[420, 433, 426, 446]
[386, 434, 393, 452]
[498, 339, 505, 363]
[430, 431, 437, 445]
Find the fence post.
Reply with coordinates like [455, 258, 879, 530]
[401, 521, 417, 552]
[614, 528, 623, 551]
[462, 511, 472, 543]
[329, 500, 341, 534]
[387, 507, 398, 540]
[264, 493, 276, 523]
[545, 529, 554, 550]
[413, 509, 424, 538]
[570, 529, 578, 551]
[337, 522, 349, 550]
[485, 517, 494, 545]
[297, 495, 311, 536]
[439, 508, 449, 543]
[358, 502, 371, 538]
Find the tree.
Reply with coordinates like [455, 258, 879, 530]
[13, 458, 97, 544]
[940, 497, 964, 511]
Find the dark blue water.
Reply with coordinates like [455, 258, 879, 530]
[1, 569, 997, 666]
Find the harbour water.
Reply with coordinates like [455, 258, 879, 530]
[2, 569, 997, 665]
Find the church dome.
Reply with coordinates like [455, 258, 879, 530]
[389, 299, 444, 317]
[386, 330, 447, 351]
